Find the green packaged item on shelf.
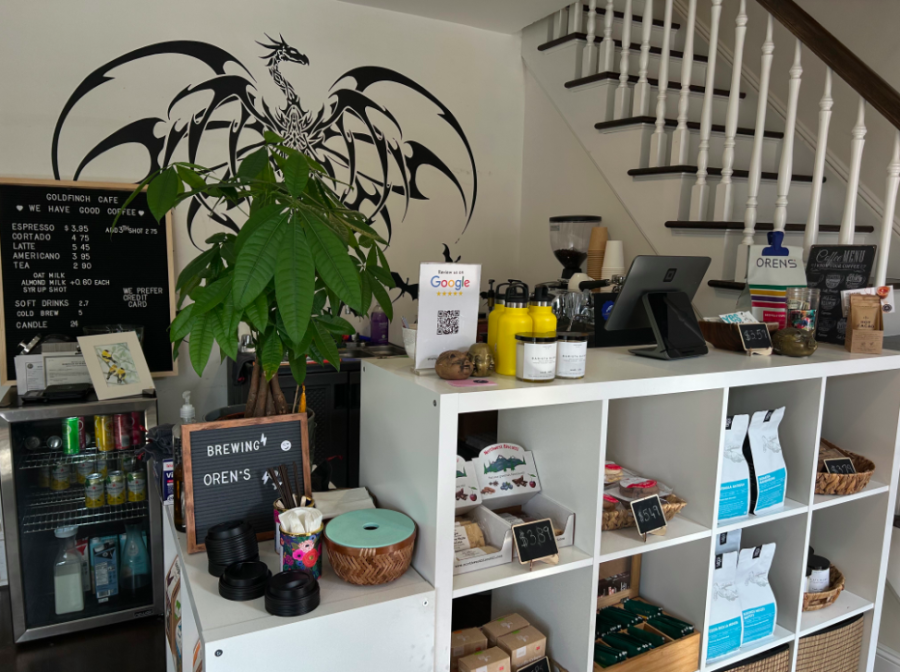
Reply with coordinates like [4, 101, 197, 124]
[647, 616, 691, 639]
[603, 632, 650, 657]
[627, 626, 666, 648]
[594, 643, 627, 668]
[622, 598, 664, 618]
[595, 619, 621, 639]
[599, 606, 641, 626]
[656, 613, 694, 633]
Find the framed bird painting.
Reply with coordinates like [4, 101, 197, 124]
[78, 330, 155, 400]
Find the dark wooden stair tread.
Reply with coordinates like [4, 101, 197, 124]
[538, 33, 709, 63]
[710, 277, 899, 291]
[667, 221, 873, 233]
[583, 3, 682, 30]
[629, 165, 818, 182]
[595, 117, 784, 139]
[566, 71, 744, 98]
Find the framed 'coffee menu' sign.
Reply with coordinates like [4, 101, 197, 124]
[183, 413, 312, 553]
[805, 245, 876, 345]
[0, 178, 176, 384]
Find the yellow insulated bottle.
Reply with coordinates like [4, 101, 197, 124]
[487, 299, 505, 357]
[528, 285, 557, 335]
[496, 283, 533, 376]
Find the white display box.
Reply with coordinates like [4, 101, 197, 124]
[455, 456, 482, 515]
[494, 493, 576, 552]
[473, 443, 542, 509]
[453, 505, 513, 575]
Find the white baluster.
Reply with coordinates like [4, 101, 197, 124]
[601, 0, 616, 72]
[840, 97, 867, 244]
[803, 68, 833, 260]
[875, 131, 900, 286]
[569, 2, 583, 34]
[555, 7, 568, 39]
[614, 0, 634, 119]
[689, 0, 722, 221]
[712, 0, 747, 221]
[737, 15, 774, 281]
[772, 39, 803, 233]
[584, 0, 599, 76]
[633, 0, 654, 116]
[670, 0, 697, 165]
[649, 0, 674, 167]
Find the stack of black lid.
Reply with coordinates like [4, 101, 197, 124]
[205, 520, 259, 577]
[218, 561, 271, 601]
[265, 569, 321, 617]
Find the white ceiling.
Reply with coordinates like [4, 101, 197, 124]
[336, 0, 572, 34]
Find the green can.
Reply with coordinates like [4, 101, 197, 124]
[62, 417, 81, 455]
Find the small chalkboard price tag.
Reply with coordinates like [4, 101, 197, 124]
[512, 518, 559, 570]
[630, 495, 667, 541]
[824, 457, 857, 475]
[738, 323, 773, 355]
[518, 658, 551, 672]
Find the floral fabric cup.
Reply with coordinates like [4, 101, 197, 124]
[279, 523, 324, 579]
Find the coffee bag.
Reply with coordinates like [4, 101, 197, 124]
[720, 415, 751, 520]
[737, 544, 777, 645]
[744, 408, 788, 514]
[707, 551, 742, 660]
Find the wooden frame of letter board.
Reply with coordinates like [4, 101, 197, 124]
[0, 177, 177, 384]
[594, 554, 701, 672]
[182, 412, 312, 554]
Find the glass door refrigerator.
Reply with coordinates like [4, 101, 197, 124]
[0, 395, 163, 642]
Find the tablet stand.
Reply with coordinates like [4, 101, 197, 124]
[628, 291, 709, 360]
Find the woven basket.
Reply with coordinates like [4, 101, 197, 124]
[719, 643, 790, 672]
[803, 566, 844, 611]
[815, 440, 875, 496]
[796, 613, 864, 672]
[601, 495, 687, 531]
[324, 528, 416, 586]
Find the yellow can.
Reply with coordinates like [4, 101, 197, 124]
[126, 471, 146, 502]
[85, 473, 105, 508]
[94, 415, 114, 452]
[75, 456, 97, 484]
[96, 453, 110, 479]
[106, 470, 126, 505]
[50, 461, 70, 491]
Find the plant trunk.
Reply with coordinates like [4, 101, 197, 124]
[270, 377, 289, 415]
[244, 361, 261, 418]
[265, 379, 276, 416]
[253, 370, 269, 417]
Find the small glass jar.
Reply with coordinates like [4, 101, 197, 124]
[556, 332, 588, 379]
[787, 287, 821, 333]
[807, 554, 831, 593]
[515, 332, 557, 383]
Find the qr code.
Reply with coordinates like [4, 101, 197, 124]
[437, 310, 460, 335]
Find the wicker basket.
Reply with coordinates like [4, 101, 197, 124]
[815, 440, 875, 496]
[699, 320, 779, 351]
[796, 613, 864, 672]
[719, 643, 790, 672]
[324, 529, 416, 586]
[601, 495, 687, 531]
[803, 566, 845, 611]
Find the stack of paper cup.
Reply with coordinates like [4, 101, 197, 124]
[600, 240, 625, 285]
[587, 227, 608, 284]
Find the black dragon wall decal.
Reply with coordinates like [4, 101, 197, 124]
[51, 36, 478, 264]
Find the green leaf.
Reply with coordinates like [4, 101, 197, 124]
[176, 248, 216, 291]
[177, 166, 207, 193]
[220, 237, 236, 265]
[177, 277, 201, 309]
[147, 167, 179, 222]
[220, 293, 240, 340]
[282, 153, 309, 197]
[205, 232, 229, 245]
[316, 313, 355, 336]
[191, 276, 232, 315]
[263, 130, 284, 145]
[210, 307, 238, 361]
[259, 330, 284, 380]
[375, 247, 395, 287]
[312, 319, 341, 372]
[344, 218, 387, 245]
[238, 148, 269, 180]
[232, 212, 287, 308]
[172, 336, 184, 361]
[169, 304, 195, 342]
[367, 270, 394, 321]
[244, 291, 270, 331]
[288, 352, 307, 386]
[359, 271, 372, 316]
[303, 212, 361, 311]
[312, 290, 326, 315]
[234, 203, 284, 257]
[275, 220, 315, 344]
[188, 311, 215, 377]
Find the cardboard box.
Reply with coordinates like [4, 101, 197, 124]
[456, 456, 483, 515]
[473, 443, 542, 509]
[497, 626, 547, 671]
[459, 647, 511, 672]
[451, 627, 489, 670]
[482, 613, 531, 646]
[454, 506, 513, 575]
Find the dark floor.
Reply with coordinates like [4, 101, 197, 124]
[0, 587, 167, 672]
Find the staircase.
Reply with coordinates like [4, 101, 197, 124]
[522, 0, 900, 319]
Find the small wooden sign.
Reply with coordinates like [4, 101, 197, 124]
[512, 518, 559, 569]
[182, 413, 312, 554]
[630, 495, 667, 540]
[738, 322, 773, 355]
[519, 658, 551, 672]
[824, 457, 857, 475]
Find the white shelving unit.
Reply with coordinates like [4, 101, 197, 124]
[361, 346, 900, 672]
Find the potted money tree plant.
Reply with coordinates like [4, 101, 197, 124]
[117, 131, 394, 417]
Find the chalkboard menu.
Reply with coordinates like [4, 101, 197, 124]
[806, 245, 876, 345]
[182, 413, 312, 553]
[512, 518, 559, 564]
[630, 495, 667, 536]
[738, 323, 773, 352]
[824, 457, 856, 475]
[0, 179, 175, 384]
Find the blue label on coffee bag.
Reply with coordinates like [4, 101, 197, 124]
[756, 468, 786, 511]
[708, 617, 742, 659]
[718, 479, 750, 520]
[742, 603, 776, 644]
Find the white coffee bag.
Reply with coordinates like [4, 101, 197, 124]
[737, 543, 777, 645]
[744, 408, 788, 514]
[715, 529, 742, 556]
[719, 415, 751, 520]
[707, 551, 743, 660]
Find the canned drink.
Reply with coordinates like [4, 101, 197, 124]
[38, 464, 50, 488]
[50, 461, 70, 491]
[131, 412, 144, 446]
[120, 453, 135, 474]
[96, 453, 110, 479]
[106, 471, 125, 506]
[113, 414, 133, 450]
[63, 417, 81, 455]
[85, 473, 105, 508]
[126, 471, 147, 502]
[95, 415, 113, 452]
[76, 455, 97, 484]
